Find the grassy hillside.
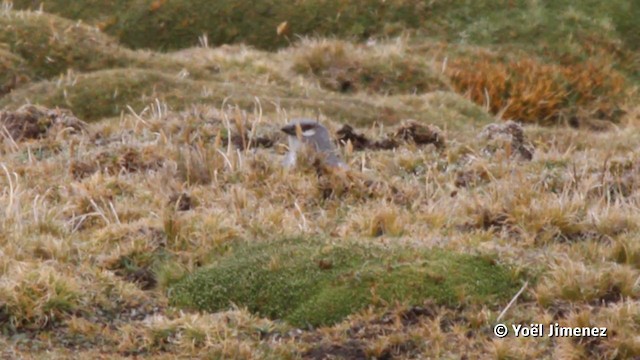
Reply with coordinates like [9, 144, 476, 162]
[12, 0, 426, 50]
[1, 2, 640, 359]
[12, 1, 640, 68]
[0, 47, 31, 96]
[4, 3, 636, 125]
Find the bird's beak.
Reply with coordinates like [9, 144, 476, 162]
[280, 124, 297, 136]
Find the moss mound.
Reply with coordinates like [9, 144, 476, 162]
[291, 39, 451, 95]
[0, 10, 131, 79]
[0, 47, 31, 96]
[0, 10, 215, 81]
[0, 67, 355, 123]
[170, 238, 521, 327]
[0, 68, 206, 121]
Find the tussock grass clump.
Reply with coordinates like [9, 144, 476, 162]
[290, 39, 451, 95]
[446, 53, 627, 125]
[70, 145, 164, 180]
[170, 237, 520, 327]
[0, 266, 81, 332]
[169, 46, 290, 86]
[0, 104, 86, 141]
[114, 310, 289, 357]
[535, 261, 638, 306]
[554, 303, 640, 359]
[609, 235, 640, 269]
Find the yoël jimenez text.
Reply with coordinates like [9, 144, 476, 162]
[512, 323, 607, 338]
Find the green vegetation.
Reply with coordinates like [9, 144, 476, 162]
[0, 10, 129, 79]
[12, 0, 425, 50]
[291, 39, 452, 95]
[0, 10, 214, 80]
[0, 68, 201, 121]
[170, 237, 520, 327]
[428, 1, 640, 53]
[11, 1, 640, 78]
[10, 0, 132, 26]
[0, 66, 490, 126]
[5, 2, 635, 125]
[0, 47, 31, 96]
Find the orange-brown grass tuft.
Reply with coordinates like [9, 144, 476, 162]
[446, 54, 626, 125]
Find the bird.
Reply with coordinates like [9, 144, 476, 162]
[280, 118, 407, 204]
[280, 118, 348, 169]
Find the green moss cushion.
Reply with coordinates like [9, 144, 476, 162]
[170, 238, 521, 327]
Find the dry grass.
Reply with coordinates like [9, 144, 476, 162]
[1, 5, 640, 359]
[0, 99, 639, 357]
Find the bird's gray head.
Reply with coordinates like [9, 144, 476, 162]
[281, 118, 347, 169]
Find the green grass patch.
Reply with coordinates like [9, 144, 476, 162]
[425, 0, 639, 78]
[169, 238, 521, 327]
[12, 0, 421, 50]
[0, 47, 32, 96]
[0, 10, 130, 79]
[104, 0, 425, 51]
[0, 68, 202, 121]
[11, 0, 132, 26]
[0, 68, 299, 121]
